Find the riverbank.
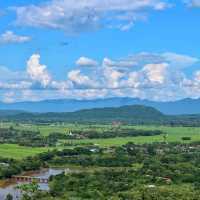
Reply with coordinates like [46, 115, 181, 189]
[0, 168, 64, 199]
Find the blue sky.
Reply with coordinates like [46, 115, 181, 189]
[0, 0, 200, 102]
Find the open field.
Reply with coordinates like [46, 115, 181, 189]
[0, 122, 110, 136]
[0, 144, 52, 159]
[70, 126, 200, 146]
[2, 122, 200, 136]
[1, 123, 200, 159]
[4, 123, 200, 144]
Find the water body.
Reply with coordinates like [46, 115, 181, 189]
[0, 168, 65, 200]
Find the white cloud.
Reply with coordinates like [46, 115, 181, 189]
[14, 0, 169, 34]
[103, 57, 137, 68]
[0, 82, 32, 90]
[123, 72, 141, 88]
[103, 67, 124, 88]
[0, 66, 27, 81]
[162, 52, 199, 68]
[1, 52, 200, 102]
[26, 54, 51, 87]
[2, 91, 15, 103]
[194, 71, 200, 83]
[0, 31, 31, 44]
[143, 63, 169, 84]
[76, 56, 98, 67]
[120, 22, 134, 31]
[68, 70, 97, 88]
[124, 52, 199, 68]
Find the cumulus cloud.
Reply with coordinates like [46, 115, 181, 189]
[142, 63, 169, 84]
[26, 54, 51, 87]
[0, 31, 31, 44]
[194, 71, 200, 83]
[1, 52, 200, 102]
[103, 67, 124, 88]
[68, 70, 98, 88]
[76, 56, 98, 67]
[14, 0, 169, 34]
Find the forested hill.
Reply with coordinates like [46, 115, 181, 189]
[1, 105, 200, 125]
[0, 105, 165, 124]
[67, 105, 165, 123]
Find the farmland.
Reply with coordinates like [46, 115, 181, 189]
[1, 123, 200, 159]
[70, 126, 200, 146]
[1, 122, 200, 200]
[0, 144, 50, 159]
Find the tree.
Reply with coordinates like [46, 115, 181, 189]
[163, 134, 168, 143]
[5, 194, 13, 200]
[16, 182, 39, 200]
[181, 137, 191, 141]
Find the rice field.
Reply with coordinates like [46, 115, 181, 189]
[1, 123, 200, 158]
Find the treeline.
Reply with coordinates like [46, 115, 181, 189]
[0, 127, 60, 147]
[67, 129, 163, 139]
[0, 156, 43, 180]
[0, 127, 163, 147]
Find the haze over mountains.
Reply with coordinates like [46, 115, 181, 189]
[0, 97, 200, 115]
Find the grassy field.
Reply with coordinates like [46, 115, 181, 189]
[68, 125, 200, 147]
[0, 144, 52, 159]
[0, 123, 110, 136]
[1, 123, 200, 159]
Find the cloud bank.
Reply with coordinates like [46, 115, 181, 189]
[14, 0, 169, 34]
[0, 52, 200, 102]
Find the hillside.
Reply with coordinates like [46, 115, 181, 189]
[0, 105, 166, 124]
[1, 97, 200, 115]
[1, 105, 200, 125]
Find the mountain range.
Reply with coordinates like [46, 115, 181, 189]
[0, 104, 199, 126]
[0, 97, 200, 115]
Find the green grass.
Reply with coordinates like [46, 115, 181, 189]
[1, 123, 200, 158]
[0, 144, 51, 159]
[0, 123, 107, 136]
[70, 126, 200, 147]
[0, 122, 113, 136]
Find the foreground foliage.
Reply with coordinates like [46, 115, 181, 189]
[3, 141, 200, 199]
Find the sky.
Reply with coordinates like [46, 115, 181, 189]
[0, 0, 200, 102]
